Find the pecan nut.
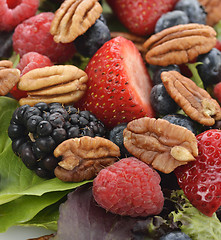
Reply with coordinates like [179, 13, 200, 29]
[143, 23, 217, 66]
[161, 71, 221, 126]
[18, 65, 88, 106]
[123, 117, 198, 173]
[54, 136, 120, 182]
[0, 60, 13, 69]
[199, 0, 221, 26]
[0, 60, 20, 96]
[50, 0, 102, 43]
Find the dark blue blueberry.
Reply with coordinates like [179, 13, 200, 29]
[155, 10, 189, 33]
[109, 123, 131, 158]
[160, 231, 192, 240]
[175, 0, 206, 24]
[197, 48, 221, 85]
[162, 114, 198, 135]
[150, 83, 180, 115]
[74, 18, 111, 58]
[152, 65, 180, 85]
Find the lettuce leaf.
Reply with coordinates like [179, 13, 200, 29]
[170, 190, 221, 240]
[0, 97, 91, 204]
[214, 20, 221, 41]
[0, 191, 68, 233]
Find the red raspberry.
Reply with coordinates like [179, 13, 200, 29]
[10, 52, 53, 100]
[12, 12, 76, 63]
[92, 157, 164, 217]
[213, 82, 221, 104]
[0, 0, 39, 31]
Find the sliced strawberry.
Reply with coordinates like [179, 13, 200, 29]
[175, 129, 221, 217]
[75, 36, 155, 129]
[106, 0, 178, 36]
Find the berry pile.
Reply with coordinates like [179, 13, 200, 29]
[8, 102, 106, 178]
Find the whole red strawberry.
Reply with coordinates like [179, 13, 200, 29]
[175, 129, 221, 217]
[106, 0, 178, 36]
[213, 82, 221, 104]
[75, 36, 155, 129]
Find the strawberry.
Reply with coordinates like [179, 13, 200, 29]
[75, 36, 155, 129]
[106, 0, 178, 36]
[175, 129, 221, 217]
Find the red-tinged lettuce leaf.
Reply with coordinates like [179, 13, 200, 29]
[52, 184, 140, 240]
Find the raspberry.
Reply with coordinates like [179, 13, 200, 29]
[10, 52, 53, 100]
[0, 0, 39, 31]
[92, 157, 164, 217]
[17, 52, 53, 76]
[12, 12, 76, 63]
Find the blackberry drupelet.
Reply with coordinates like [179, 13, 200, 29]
[8, 102, 106, 179]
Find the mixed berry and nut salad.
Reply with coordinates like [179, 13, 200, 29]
[0, 0, 221, 239]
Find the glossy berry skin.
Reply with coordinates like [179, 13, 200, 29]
[197, 48, 221, 86]
[108, 123, 131, 158]
[106, 0, 178, 36]
[0, 0, 39, 31]
[174, 0, 206, 24]
[162, 114, 198, 135]
[213, 82, 221, 104]
[10, 52, 53, 100]
[8, 103, 106, 179]
[93, 157, 164, 217]
[152, 65, 180, 85]
[154, 10, 189, 33]
[74, 18, 111, 58]
[175, 129, 221, 217]
[12, 12, 76, 63]
[75, 36, 155, 129]
[160, 231, 191, 240]
[150, 83, 179, 116]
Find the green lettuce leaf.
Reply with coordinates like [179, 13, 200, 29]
[214, 20, 221, 41]
[170, 190, 221, 240]
[0, 191, 68, 233]
[0, 97, 91, 205]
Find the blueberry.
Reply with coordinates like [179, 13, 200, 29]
[160, 231, 192, 240]
[197, 48, 221, 85]
[109, 123, 131, 158]
[162, 114, 198, 135]
[152, 65, 180, 85]
[150, 83, 180, 115]
[155, 10, 189, 33]
[175, 0, 206, 24]
[74, 18, 111, 58]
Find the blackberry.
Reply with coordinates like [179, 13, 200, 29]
[8, 102, 106, 179]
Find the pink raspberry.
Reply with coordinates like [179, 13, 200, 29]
[12, 12, 76, 63]
[92, 157, 164, 217]
[10, 52, 53, 100]
[17, 51, 53, 76]
[0, 0, 39, 31]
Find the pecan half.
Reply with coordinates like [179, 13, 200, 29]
[54, 136, 120, 182]
[199, 0, 221, 26]
[0, 61, 20, 96]
[18, 65, 88, 106]
[123, 117, 198, 173]
[50, 0, 102, 43]
[161, 71, 221, 126]
[0, 60, 13, 69]
[143, 24, 217, 66]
